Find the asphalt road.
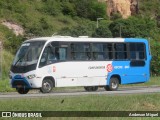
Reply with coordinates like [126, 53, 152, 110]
[0, 86, 159, 99]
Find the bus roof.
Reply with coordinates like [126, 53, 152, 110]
[25, 36, 148, 43]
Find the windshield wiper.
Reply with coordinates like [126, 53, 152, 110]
[14, 55, 26, 66]
[14, 45, 32, 66]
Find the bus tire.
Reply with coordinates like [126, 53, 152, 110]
[40, 79, 53, 93]
[84, 86, 98, 92]
[16, 88, 29, 94]
[105, 77, 119, 91]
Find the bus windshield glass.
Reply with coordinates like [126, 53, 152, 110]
[13, 41, 45, 66]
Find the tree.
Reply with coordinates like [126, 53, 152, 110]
[92, 26, 112, 38]
[109, 17, 157, 38]
[74, 0, 106, 20]
[150, 40, 160, 76]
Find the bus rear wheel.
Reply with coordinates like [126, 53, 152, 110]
[84, 86, 98, 92]
[104, 77, 119, 91]
[40, 79, 53, 93]
[16, 88, 29, 94]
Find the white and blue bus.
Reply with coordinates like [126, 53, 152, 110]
[10, 36, 152, 94]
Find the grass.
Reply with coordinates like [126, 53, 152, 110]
[0, 76, 159, 120]
[1, 50, 13, 78]
[123, 76, 160, 87]
[0, 78, 14, 92]
[0, 94, 160, 120]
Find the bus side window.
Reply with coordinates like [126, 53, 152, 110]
[129, 43, 146, 60]
[129, 43, 136, 59]
[115, 43, 127, 60]
[58, 48, 67, 60]
[48, 47, 57, 62]
[92, 43, 104, 60]
[49, 47, 67, 61]
[39, 46, 56, 67]
[91, 43, 113, 60]
[71, 43, 91, 60]
[137, 43, 145, 59]
[104, 44, 113, 60]
[39, 47, 48, 67]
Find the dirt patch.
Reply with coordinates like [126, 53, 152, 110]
[141, 102, 157, 110]
[2, 20, 24, 36]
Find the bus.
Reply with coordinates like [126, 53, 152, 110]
[10, 36, 152, 94]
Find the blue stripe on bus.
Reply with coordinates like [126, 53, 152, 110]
[106, 38, 151, 86]
[107, 61, 149, 85]
[124, 38, 148, 43]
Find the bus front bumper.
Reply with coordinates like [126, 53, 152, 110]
[11, 75, 42, 89]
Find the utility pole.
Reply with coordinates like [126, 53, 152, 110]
[97, 18, 104, 28]
[119, 24, 122, 37]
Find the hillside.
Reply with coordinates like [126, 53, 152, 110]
[0, 0, 160, 78]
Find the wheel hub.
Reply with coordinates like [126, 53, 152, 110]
[43, 82, 51, 91]
[111, 82, 117, 89]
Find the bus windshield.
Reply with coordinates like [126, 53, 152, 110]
[13, 41, 45, 66]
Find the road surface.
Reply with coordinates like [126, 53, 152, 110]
[0, 86, 159, 99]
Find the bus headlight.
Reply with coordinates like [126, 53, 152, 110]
[27, 74, 36, 79]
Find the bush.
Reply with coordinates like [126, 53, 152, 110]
[41, 0, 62, 16]
[0, 0, 26, 14]
[1, 50, 13, 79]
[59, 20, 96, 37]
[110, 13, 122, 20]
[150, 40, 160, 76]
[57, 16, 73, 24]
[61, 1, 77, 17]
[4, 35, 24, 54]
[74, 0, 106, 20]
[92, 26, 112, 38]
[25, 17, 54, 37]
[109, 17, 157, 38]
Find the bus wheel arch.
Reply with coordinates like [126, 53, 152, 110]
[112, 75, 121, 84]
[40, 76, 55, 93]
[105, 75, 121, 91]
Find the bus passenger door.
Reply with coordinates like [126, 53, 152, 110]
[37, 43, 77, 87]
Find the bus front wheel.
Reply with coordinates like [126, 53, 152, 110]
[105, 77, 119, 91]
[16, 88, 29, 94]
[40, 79, 53, 93]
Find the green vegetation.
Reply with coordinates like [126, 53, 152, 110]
[0, 94, 160, 120]
[0, 0, 160, 78]
[109, 16, 157, 38]
[0, 93, 159, 111]
[0, 2, 160, 120]
[0, 78, 14, 92]
[1, 50, 13, 79]
[123, 76, 160, 87]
